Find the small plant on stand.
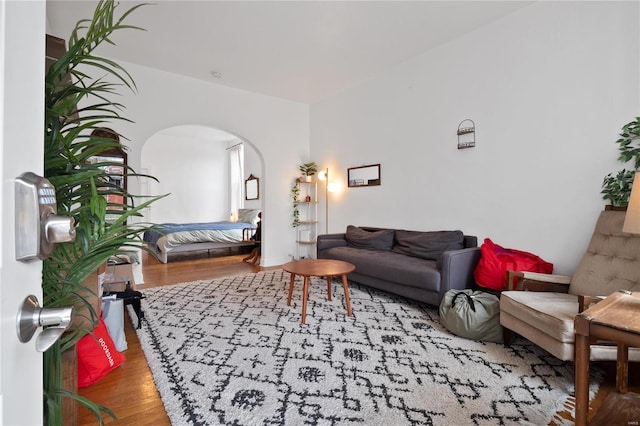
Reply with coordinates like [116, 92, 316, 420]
[299, 162, 317, 181]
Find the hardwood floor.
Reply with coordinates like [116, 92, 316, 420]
[77, 251, 637, 425]
[78, 250, 268, 425]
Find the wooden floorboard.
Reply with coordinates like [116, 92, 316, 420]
[77, 251, 637, 425]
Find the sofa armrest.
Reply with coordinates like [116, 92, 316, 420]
[506, 270, 571, 292]
[438, 247, 481, 301]
[317, 233, 347, 257]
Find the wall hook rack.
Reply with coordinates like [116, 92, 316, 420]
[457, 119, 476, 149]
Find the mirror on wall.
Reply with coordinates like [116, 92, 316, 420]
[245, 174, 259, 200]
[348, 164, 381, 187]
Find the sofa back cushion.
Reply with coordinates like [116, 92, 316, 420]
[345, 225, 395, 251]
[392, 230, 464, 260]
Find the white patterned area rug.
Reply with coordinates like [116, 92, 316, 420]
[134, 270, 600, 426]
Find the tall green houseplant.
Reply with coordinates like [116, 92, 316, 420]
[44, 1, 163, 424]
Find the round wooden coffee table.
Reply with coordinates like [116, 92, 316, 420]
[283, 259, 355, 324]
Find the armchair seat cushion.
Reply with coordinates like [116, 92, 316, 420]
[501, 291, 578, 343]
[502, 289, 640, 362]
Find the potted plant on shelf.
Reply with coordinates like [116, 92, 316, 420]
[601, 117, 640, 208]
[299, 162, 317, 182]
[44, 1, 164, 424]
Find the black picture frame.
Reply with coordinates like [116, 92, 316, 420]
[348, 164, 381, 187]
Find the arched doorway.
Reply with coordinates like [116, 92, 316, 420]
[140, 124, 265, 262]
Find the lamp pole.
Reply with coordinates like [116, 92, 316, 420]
[324, 168, 329, 234]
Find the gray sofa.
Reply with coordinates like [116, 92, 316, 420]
[317, 226, 481, 307]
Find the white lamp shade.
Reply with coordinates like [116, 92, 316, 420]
[623, 172, 640, 234]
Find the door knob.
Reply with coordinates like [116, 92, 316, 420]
[16, 295, 74, 352]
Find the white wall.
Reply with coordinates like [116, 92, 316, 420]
[311, 1, 640, 274]
[105, 62, 309, 266]
[140, 125, 263, 224]
[142, 133, 229, 223]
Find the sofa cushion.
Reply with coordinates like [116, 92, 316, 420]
[392, 230, 464, 260]
[322, 246, 440, 291]
[345, 225, 395, 251]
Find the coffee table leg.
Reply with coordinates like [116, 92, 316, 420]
[287, 273, 295, 306]
[341, 274, 352, 317]
[326, 276, 332, 301]
[301, 276, 309, 324]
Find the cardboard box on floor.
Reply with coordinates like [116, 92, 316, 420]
[72, 262, 106, 330]
[103, 261, 134, 292]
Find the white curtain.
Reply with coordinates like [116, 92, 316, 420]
[229, 143, 244, 219]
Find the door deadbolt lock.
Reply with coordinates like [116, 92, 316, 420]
[15, 172, 76, 261]
[17, 295, 74, 352]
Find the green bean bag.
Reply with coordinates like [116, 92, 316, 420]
[439, 289, 503, 343]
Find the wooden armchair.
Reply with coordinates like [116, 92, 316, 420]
[500, 210, 640, 361]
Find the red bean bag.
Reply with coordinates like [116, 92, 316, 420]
[474, 238, 553, 291]
[77, 317, 125, 388]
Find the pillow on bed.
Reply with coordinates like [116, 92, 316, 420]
[237, 209, 261, 226]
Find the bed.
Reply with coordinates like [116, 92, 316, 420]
[143, 209, 260, 263]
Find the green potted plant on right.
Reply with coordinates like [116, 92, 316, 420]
[602, 169, 635, 209]
[601, 117, 640, 208]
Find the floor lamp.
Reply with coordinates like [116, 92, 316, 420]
[318, 168, 329, 234]
[623, 172, 640, 234]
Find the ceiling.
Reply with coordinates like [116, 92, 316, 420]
[46, 1, 532, 104]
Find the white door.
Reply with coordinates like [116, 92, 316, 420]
[0, 1, 47, 425]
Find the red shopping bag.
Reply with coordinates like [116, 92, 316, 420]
[77, 317, 125, 388]
[474, 238, 553, 291]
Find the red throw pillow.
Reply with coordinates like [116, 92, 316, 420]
[77, 318, 125, 388]
[474, 238, 553, 291]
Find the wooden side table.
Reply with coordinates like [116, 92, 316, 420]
[574, 291, 640, 425]
[283, 259, 355, 324]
